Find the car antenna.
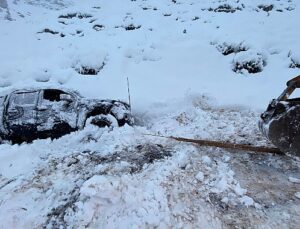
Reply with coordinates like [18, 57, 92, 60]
[126, 76, 132, 114]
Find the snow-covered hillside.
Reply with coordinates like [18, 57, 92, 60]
[1, 0, 300, 109]
[0, 0, 300, 228]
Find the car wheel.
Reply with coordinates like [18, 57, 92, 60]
[88, 114, 118, 128]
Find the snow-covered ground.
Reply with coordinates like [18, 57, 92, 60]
[0, 0, 300, 228]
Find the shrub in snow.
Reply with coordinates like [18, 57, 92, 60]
[257, 4, 274, 12]
[232, 51, 266, 74]
[58, 12, 92, 19]
[72, 52, 107, 76]
[288, 51, 300, 68]
[290, 58, 300, 68]
[93, 24, 105, 31]
[115, 24, 141, 31]
[75, 65, 104, 75]
[215, 42, 248, 56]
[285, 6, 295, 11]
[208, 4, 242, 13]
[38, 28, 59, 35]
[124, 24, 141, 31]
[289, 55, 300, 69]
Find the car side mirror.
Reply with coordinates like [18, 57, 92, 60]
[60, 94, 72, 102]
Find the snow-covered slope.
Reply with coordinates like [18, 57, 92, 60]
[0, 0, 300, 109]
[0, 0, 300, 228]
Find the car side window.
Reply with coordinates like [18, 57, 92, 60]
[42, 89, 75, 108]
[10, 92, 38, 106]
[43, 89, 65, 101]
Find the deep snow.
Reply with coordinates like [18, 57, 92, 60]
[0, 0, 300, 228]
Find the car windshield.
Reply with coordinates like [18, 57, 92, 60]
[11, 92, 38, 106]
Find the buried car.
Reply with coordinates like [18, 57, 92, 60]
[259, 75, 300, 156]
[0, 88, 133, 143]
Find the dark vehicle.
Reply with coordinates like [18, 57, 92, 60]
[0, 88, 133, 143]
[259, 75, 300, 156]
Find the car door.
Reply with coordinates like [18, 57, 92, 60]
[6, 91, 39, 137]
[36, 89, 78, 133]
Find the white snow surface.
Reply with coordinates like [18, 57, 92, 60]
[0, 0, 300, 228]
[0, 0, 299, 109]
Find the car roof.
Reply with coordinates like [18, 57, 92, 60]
[12, 89, 40, 94]
[10, 88, 83, 98]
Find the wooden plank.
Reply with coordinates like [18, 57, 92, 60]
[145, 134, 283, 154]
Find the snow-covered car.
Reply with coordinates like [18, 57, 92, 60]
[0, 88, 133, 143]
[259, 75, 300, 156]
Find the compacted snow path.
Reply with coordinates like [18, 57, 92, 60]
[0, 0, 300, 228]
